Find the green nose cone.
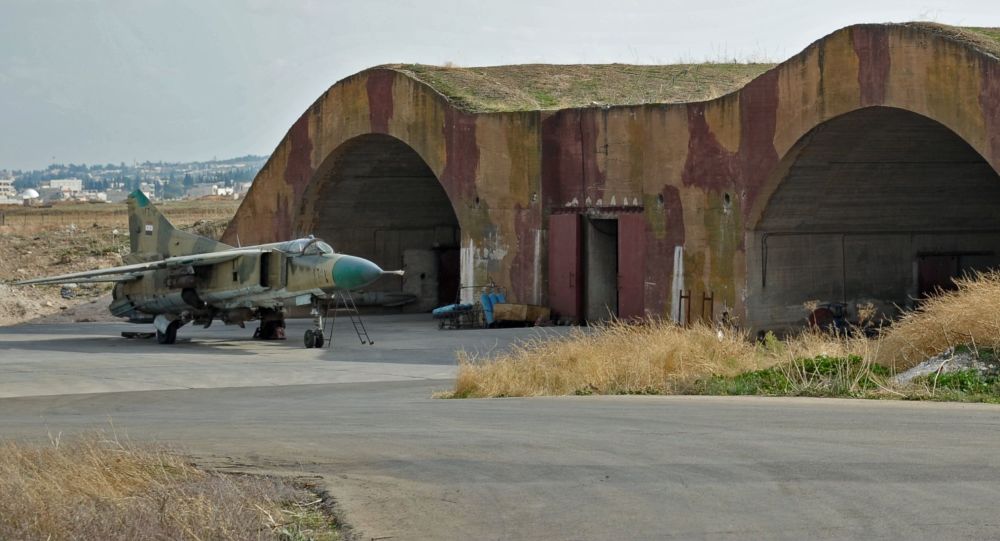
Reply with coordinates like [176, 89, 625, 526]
[332, 255, 383, 290]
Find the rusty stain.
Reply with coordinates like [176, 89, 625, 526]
[982, 60, 1000, 170]
[681, 103, 737, 193]
[225, 23, 1000, 321]
[441, 107, 479, 201]
[541, 109, 583, 207]
[735, 69, 780, 224]
[580, 108, 608, 194]
[853, 26, 891, 106]
[367, 69, 396, 133]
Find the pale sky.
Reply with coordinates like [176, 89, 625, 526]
[1, 0, 997, 170]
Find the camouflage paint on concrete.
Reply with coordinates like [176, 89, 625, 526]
[225, 23, 1000, 323]
[981, 56, 1000, 164]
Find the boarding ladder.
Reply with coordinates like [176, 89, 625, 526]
[322, 290, 374, 347]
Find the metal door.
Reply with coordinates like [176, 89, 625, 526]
[548, 213, 582, 321]
[617, 213, 646, 319]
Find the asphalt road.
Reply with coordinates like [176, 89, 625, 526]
[2, 317, 1000, 540]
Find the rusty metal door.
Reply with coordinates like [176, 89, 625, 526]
[548, 213, 582, 321]
[617, 213, 646, 319]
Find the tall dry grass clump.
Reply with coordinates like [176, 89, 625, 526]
[449, 273, 1000, 400]
[0, 431, 335, 541]
[450, 319, 869, 398]
[878, 271, 1000, 371]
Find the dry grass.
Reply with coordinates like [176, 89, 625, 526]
[907, 23, 1000, 58]
[0, 200, 238, 326]
[385, 24, 1000, 114]
[877, 272, 1000, 373]
[448, 320, 874, 398]
[447, 273, 1000, 400]
[388, 63, 775, 112]
[0, 198, 240, 233]
[0, 431, 338, 541]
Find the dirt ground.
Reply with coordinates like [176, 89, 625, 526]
[0, 199, 238, 326]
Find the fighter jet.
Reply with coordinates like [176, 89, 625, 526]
[16, 190, 399, 347]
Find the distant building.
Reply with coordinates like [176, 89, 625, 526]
[76, 190, 108, 202]
[21, 189, 41, 206]
[47, 178, 84, 193]
[38, 187, 68, 202]
[105, 189, 129, 203]
[187, 185, 215, 199]
[0, 177, 17, 204]
[187, 184, 235, 199]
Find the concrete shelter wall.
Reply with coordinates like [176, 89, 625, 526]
[226, 23, 1000, 326]
[744, 107, 1000, 330]
[225, 70, 545, 305]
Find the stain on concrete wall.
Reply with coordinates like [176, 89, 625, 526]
[226, 23, 1000, 327]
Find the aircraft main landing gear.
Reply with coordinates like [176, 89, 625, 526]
[254, 319, 286, 340]
[253, 309, 287, 340]
[156, 319, 181, 345]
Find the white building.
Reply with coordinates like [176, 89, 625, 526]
[0, 177, 17, 204]
[187, 184, 235, 199]
[48, 178, 84, 192]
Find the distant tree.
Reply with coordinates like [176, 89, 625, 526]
[162, 176, 185, 199]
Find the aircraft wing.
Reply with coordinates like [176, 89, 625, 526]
[15, 248, 263, 286]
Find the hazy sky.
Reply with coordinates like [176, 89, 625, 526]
[1, 0, 998, 170]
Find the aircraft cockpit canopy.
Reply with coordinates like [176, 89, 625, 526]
[280, 237, 336, 256]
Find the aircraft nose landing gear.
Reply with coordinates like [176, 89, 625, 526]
[304, 299, 326, 349]
[304, 329, 325, 348]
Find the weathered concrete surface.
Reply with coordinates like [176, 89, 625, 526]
[2, 345, 1000, 540]
[227, 23, 1000, 329]
[746, 107, 1000, 329]
[0, 316, 570, 398]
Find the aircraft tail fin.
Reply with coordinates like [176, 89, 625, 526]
[126, 190, 231, 263]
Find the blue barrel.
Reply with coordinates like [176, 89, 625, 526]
[480, 292, 495, 324]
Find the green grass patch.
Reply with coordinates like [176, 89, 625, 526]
[693, 351, 1000, 403]
[690, 355, 891, 398]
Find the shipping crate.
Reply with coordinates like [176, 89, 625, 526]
[493, 303, 551, 323]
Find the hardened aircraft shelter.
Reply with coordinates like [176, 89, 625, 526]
[226, 23, 1000, 330]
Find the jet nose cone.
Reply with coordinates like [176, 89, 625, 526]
[332, 255, 384, 290]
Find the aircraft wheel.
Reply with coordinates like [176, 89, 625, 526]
[314, 333, 325, 348]
[259, 320, 287, 340]
[157, 320, 180, 345]
[304, 329, 316, 348]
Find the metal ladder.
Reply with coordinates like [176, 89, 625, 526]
[323, 290, 374, 347]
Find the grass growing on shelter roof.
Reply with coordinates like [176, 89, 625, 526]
[388, 63, 775, 112]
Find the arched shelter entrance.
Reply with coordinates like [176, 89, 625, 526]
[302, 133, 461, 311]
[746, 107, 1000, 331]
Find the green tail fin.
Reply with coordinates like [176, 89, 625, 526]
[126, 190, 231, 263]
